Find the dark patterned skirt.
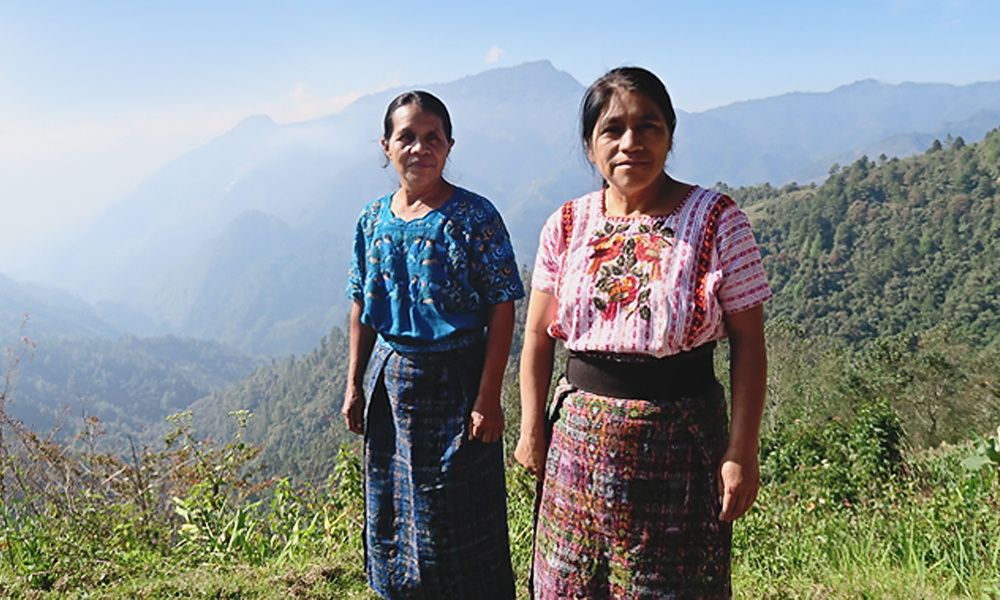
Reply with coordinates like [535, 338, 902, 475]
[363, 340, 515, 600]
[532, 378, 732, 600]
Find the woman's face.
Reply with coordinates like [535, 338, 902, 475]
[588, 89, 672, 196]
[382, 103, 454, 190]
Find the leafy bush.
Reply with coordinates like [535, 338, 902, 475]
[1, 397, 367, 592]
[739, 422, 1000, 599]
[965, 425, 1000, 483]
[760, 398, 906, 505]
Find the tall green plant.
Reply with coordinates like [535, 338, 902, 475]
[965, 425, 1000, 482]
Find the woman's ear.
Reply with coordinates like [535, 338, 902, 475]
[381, 137, 390, 155]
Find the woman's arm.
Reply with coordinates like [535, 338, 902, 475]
[718, 303, 767, 522]
[514, 289, 558, 479]
[469, 300, 516, 443]
[342, 300, 376, 435]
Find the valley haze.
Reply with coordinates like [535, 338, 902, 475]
[3, 61, 1000, 358]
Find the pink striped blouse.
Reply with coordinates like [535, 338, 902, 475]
[531, 186, 772, 358]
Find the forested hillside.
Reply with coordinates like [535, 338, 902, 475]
[730, 128, 1000, 346]
[183, 128, 1000, 478]
[184, 326, 353, 481]
[17, 64, 1000, 359]
[8, 335, 260, 441]
[184, 292, 533, 482]
[4, 127, 1000, 600]
[0, 275, 119, 342]
[133, 211, 351, 356]
[10, 128, 999, 481]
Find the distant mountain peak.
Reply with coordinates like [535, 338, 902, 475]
[28, 63, 1000, 358]
[505, 59, 556, 71]
[841, 78, 883, 88]
[237, 114, 276, 126]
[231, 114, 278, 133]
[447, 59, 569, 87]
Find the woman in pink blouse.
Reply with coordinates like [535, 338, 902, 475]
[515, 67, 771, 599]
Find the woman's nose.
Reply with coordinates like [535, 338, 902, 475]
[620, 128, 640, 151]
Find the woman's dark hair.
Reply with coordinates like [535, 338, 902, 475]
[382, 90, 453, 142]
[580, 67, 676, 150]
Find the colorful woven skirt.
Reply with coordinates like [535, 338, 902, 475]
[363, 340, 515, 600]
[532, 378, 732, 599]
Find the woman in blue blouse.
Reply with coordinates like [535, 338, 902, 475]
[342, 90, 523, 600]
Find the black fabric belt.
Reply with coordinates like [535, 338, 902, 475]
[565, 342, 718, 401]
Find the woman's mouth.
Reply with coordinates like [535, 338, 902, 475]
[617, 159, 649, 168]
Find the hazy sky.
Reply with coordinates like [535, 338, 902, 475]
[2, 0, 999, 272]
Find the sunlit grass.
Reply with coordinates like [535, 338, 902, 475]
[2, 405, 998, 599]
[733, 444, 1000, 599]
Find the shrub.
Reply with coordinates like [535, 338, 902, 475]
[760, 398, 906, 504]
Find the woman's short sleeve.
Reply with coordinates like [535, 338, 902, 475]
[468, 198, 525, 306]
[531, 208, 566, 294]
[715, 204, 772, 313]
[346, 206, 372, 303]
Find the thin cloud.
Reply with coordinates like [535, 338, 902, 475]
[0, 77, 401, 162]
[266, 74, 403, 123]
[484, 46, 504, 63]
[265, 83, 365, 123]
[0, 108, 249, 161]
[0, 76, 400, 248]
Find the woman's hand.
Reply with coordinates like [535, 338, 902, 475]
[719, 304, 767, 522]
[514, 427, 548, 480]
[469, 395, 504, 443]
[342, 382, 365, 435]
[343, 300, 376, 437]
[717, 445, 760, 521]
[517, 289, 558, 479]
[470, 301, 515, 444]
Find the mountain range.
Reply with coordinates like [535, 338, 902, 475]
[5, 60, 1000, 356]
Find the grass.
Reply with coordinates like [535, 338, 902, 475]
[7, 448, 998, 599]
[732, 443, 1000, 600]
[1, 399, 998, 598]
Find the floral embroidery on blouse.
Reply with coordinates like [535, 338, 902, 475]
[532, 186, 772, 358]
[588, 220, 675, 321]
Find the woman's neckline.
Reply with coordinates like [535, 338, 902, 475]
[388, 186, 457, 223]
[599, 184, 697, 220]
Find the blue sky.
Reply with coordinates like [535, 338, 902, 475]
[1, 0, 999, 270]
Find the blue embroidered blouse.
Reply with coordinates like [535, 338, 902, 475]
[347, 186, 524, 351]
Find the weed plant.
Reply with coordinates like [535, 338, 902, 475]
[3, 326, 1000, 598]
[2, 332, 373, 598]
[2, 412, 999, 598]
[735, 406, 1000, 599]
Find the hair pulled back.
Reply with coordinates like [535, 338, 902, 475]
[382, 90, 453, 142]
[580, 67, 676, 150]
